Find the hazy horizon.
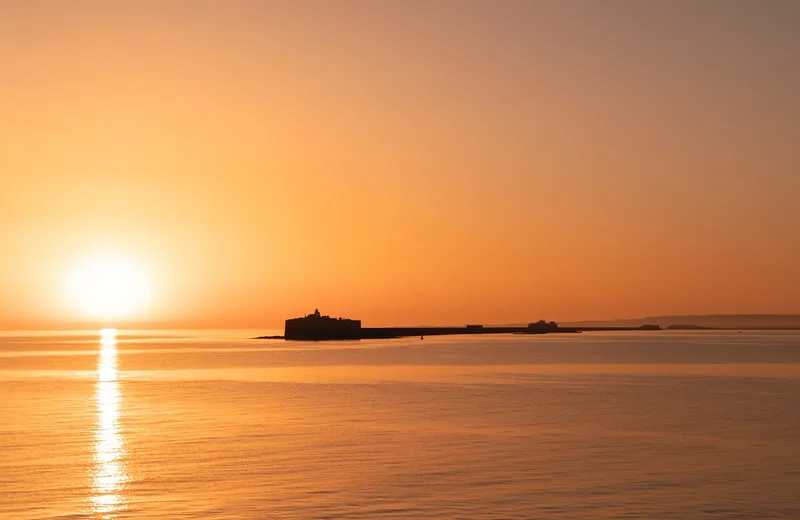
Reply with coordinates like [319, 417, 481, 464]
[5, 312, 800, 333]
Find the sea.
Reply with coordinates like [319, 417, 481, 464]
[1, 329, 799, 519]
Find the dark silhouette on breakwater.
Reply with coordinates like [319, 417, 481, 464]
[283, 309, 362, 340]
[255, 310, 662, 341]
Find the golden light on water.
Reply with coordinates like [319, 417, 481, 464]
[92, 328, 128, 516]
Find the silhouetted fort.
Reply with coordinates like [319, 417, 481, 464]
[284, 309, 362, 340]
[274, 309, 662, 341]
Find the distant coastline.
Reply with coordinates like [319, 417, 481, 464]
[563, 314, 800, 330]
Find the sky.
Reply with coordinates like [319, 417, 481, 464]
[1, 1, 799, 329]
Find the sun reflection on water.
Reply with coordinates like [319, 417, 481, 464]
[92, 328, 128, 517]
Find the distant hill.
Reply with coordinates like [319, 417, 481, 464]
[564, 314, 800, 330]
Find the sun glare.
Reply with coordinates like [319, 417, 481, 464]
[65, 254, 152, 320]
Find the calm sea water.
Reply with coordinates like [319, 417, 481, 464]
[1, 329, 799, 519]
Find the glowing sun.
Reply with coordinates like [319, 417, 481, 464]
[65, 254, 152, 320]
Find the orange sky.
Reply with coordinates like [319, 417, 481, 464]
[1, 1, 798, 329]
